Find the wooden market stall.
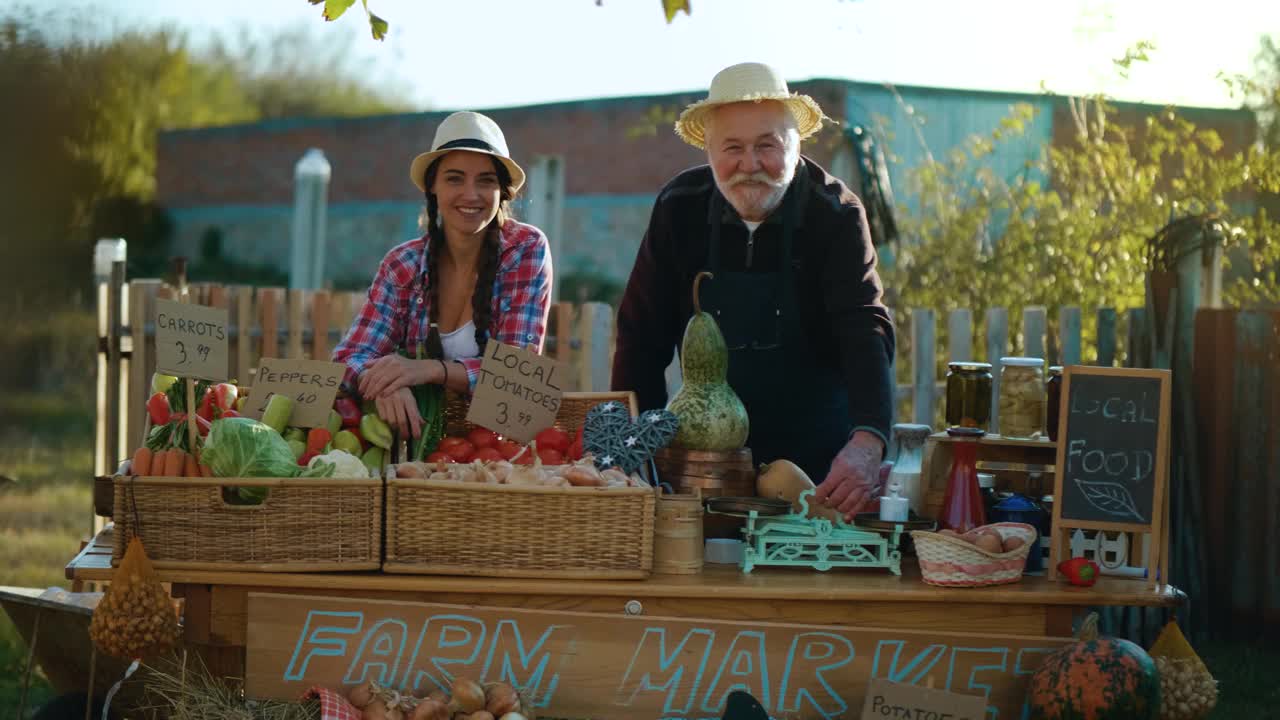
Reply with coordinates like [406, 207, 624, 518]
[65, 523, 1182, 719]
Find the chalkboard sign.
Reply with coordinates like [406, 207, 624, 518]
[1050, 366, 1171, 586]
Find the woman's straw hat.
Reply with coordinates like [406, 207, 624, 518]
[675, 62, 832, 149]
[410, 111, 526, 194]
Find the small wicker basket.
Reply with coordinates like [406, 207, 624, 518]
[111, 475, 383, 572]
[910, 523, 1037, 587]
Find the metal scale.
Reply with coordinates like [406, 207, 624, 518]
[706, 489, 904, 575]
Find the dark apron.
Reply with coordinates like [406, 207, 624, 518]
[696, 191, 852, 483]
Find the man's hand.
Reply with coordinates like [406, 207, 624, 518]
[813, 431, 886, 522]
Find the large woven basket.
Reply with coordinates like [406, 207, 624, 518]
[910, 523, 1037, 587]
[384, 474, 656, 578]
[111, 475, 383, 572]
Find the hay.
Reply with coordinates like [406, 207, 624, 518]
[133, 651, 318, 720]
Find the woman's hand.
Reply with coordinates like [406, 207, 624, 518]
[358, 355, 431, 400]
[376, 387, 422, 439]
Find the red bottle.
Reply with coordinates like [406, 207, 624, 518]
[939, 427, 987, 533]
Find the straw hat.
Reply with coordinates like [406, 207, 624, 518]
[409, 111, 526, 194]
[675, 62, 832, 149]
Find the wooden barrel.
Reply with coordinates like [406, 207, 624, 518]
[654, 447, 755, 539]
[653, 491, 703, 574]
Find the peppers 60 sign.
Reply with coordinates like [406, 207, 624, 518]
[466, 342, 563, 444]
[155, 299, 229, 381]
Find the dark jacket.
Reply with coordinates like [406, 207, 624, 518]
[611, 156, 896, 444]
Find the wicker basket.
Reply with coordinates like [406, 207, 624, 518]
[387, 390, 655, 579]
[111, 475, 383, 572]
[910, 523, 1037, 587]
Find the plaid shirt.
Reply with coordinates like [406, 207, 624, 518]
[333, 218, 553, 395]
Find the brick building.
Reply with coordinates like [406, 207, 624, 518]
[156, 79, 1255, 298]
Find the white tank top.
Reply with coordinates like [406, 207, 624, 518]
[440, 321, 481, 361]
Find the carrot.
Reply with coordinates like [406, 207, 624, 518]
[199, 463, 213, 477]
[183, 452, 199, 478]
[131, 447, 153, 477]
[162, 449, 184, 477]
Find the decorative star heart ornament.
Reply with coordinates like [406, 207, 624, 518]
[583, 401, 679, 475]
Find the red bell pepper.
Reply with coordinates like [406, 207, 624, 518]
[1057, 557, 1100, 587]
[198, 383, 239, 421]
[147, 392, 171, 425]
[306, 428, 332, 456]
[334, 397, 362, 428]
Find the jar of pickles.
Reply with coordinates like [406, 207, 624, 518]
[998, 357, 1045, 439]
[1045, 366, 1064, 441]
[945, 362, 993, 430]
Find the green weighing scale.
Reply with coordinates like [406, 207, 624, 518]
[705, 489, 907, 575]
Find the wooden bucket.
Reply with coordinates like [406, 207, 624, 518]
[653, 489, 703, 574]
[654, 447, 755, 539]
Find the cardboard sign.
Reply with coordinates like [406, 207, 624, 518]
[244, 593, 1070, 719]
[860, 678, 987, 720]
[466, 341, 563, 443]
[246, 358, 346, 428]
[154, 298, 229, 381]
[1050, 366, 1171, 587]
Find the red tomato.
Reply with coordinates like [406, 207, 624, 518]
[534, 427, 570, 453]
[426, 451, 455, 464]
[472, 447, 504, 462]
[495, 439, 522, 460]
[537, 448, 564, 466]
[566, 427, 585, 461]
[439, 436, 469, 453]
[511, 448, 535, 465]
[444, 440, 475, 463]
[467, 428, 498, 449]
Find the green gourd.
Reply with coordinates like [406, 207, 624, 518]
[666, 272, 750, 451]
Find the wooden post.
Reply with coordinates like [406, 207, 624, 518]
[577, 302, 613, 392]
[1127, 308, 1149, 368]
[1096, 308, 1117, 366]
[260, 288, 281, 361]
[947, 308, 972, 362]
[1059, 306, 1082, 366]
[1022, 306, 1047, 360]
[911, 309, 936, 425]
[311, 291, 332, 360]
[236, 287, 254, 385]
[985, 307, 1008, 434]
[126, 281, 161, 456]
[286, 289, 305, 360]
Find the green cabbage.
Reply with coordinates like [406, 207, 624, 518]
[202, 417, 333, 504]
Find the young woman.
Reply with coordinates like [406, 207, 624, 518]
[333, 111, 553, 439]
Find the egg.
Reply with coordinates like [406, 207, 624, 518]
[973, 533, 1004, 554]
[1002, 536, 1026, 553]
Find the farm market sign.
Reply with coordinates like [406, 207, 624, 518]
[245, 593, 1067, 720]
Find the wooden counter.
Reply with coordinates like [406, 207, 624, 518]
[67, 526, 1182, 719]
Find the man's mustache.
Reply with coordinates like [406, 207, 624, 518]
[726, 172, 782, 188]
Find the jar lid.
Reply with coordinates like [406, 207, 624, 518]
[1001, 356, 1045, 367]
[1041, 495, 1054, 503]
[946, 426, 986, 439]
[978, 473, 996, 488]
[1049, 365, 1064, 373]
[948, 361, 992, 371]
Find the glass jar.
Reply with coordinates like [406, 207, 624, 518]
[888, 423, 932, 517]
[940, 427, 987, 533]
[1045, 366, 1064, 441]
[998, 357, 1045, 439]
[946, 362, 993, 430]
[978, 472, 999, 521]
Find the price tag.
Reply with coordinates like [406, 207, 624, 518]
[466, 341, 564, 444]
[859, 678, 987, 720]
[154, 299, 229, 381]
[247, 358, 346, 428]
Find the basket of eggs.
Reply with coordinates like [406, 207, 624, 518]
[910, 523, 1037, 587]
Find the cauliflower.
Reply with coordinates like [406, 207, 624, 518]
[308, 449, 370, 479]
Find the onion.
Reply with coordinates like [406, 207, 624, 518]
[427, 689, 449, 704]
[483, 682, 521, 717]
[467, 713, 496, 720]
[349, 680, 380, 709]
[363, 697, 403, 720]
[409, 698, 450, 720]
[448, 677, 486, 714]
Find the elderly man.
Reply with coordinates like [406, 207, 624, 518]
[611, 62, 896, 520]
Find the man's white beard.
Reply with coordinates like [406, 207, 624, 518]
[715, 162, 797, 221]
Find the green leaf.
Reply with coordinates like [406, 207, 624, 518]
[662, 0, 691, 23]
[323, 0, 356, 21]
[367, 11, 389, 40]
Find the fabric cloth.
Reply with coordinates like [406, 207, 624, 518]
[612, 156, 896, 448]
[333, 218, 553, 395]
[300, 687, 360, 720]
[440, 320, 480, 361]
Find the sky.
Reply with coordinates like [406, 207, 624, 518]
[31, 0, 1280, 112]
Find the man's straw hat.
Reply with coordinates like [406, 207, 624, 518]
[410, 111, 526, 194]
[675, 62, 832, 149]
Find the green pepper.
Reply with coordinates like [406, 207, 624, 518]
[360, 413, 393, 450]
